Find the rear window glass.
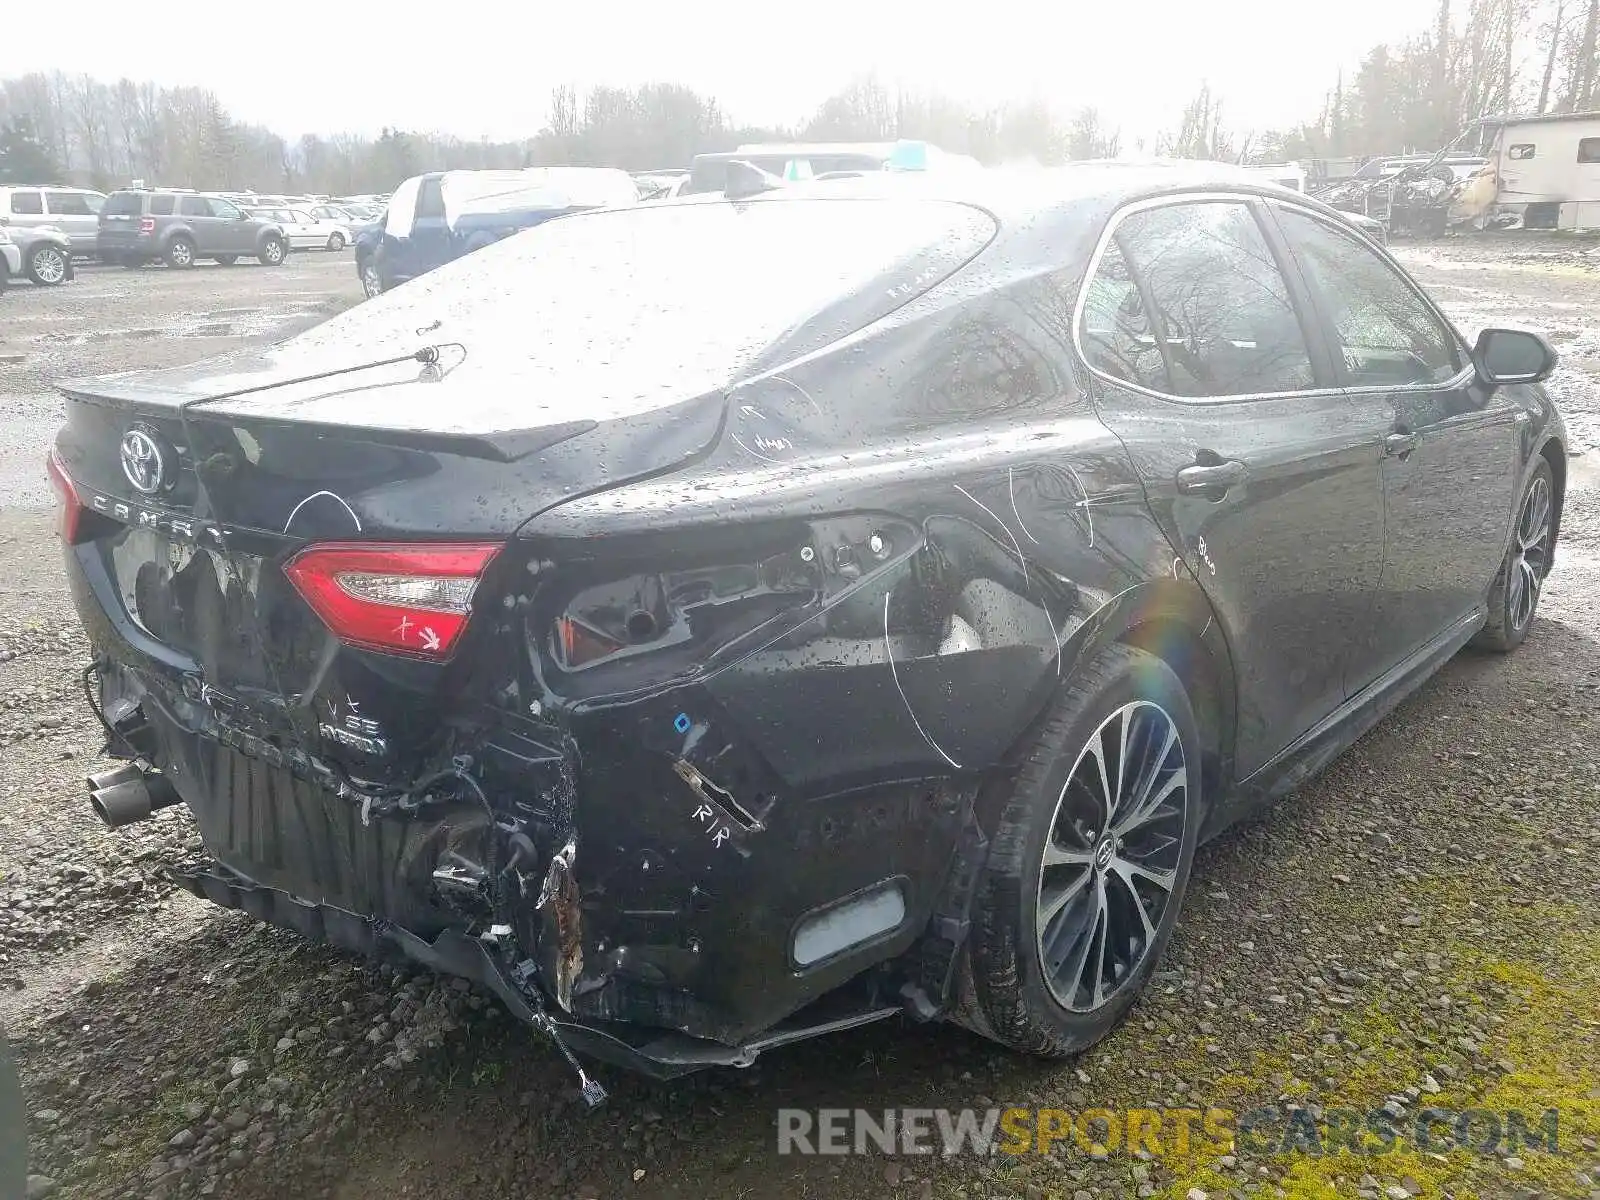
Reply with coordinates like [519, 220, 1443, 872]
[237, 197, 998, 429]
[102, 192, 143, 216]
[46, 191, 98, 215]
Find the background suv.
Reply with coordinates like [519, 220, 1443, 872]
[97, 190, 288, 269]
[8, 226, 74, 285]
[0, 186, 106, 257]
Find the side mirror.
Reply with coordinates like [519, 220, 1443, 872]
[1474, 327, 1557, 385]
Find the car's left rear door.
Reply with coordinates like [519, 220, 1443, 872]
[1079, 195, 1394, 781]
[1268, 202, 1523, 690]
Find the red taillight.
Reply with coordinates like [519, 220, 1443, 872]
[283, 542, 503, 660]
[45, 451, 84, 543]
[138, 216, 155, 234]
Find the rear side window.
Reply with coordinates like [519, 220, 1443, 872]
[1579, 138, 1600, 163]
[45, 191, 97, 216]
[8, 191, 43, 215]
[1276, 207, 1460, 387]
[148, 195, 175, 216]
[1079, 241, 1171, 392]
[1508, 144, 1536, 160]
[102, 191, 143, 217]
[179, 195, 210, 217]
[1083, 200, 1316, 398]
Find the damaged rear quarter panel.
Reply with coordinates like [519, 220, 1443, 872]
[511, 273, 1223, 1041]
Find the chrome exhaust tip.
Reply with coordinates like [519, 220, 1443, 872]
[86, 762, 143, 793]
[88, 769, 181, 829]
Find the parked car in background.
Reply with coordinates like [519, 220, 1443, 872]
[247, 206, 353, 251]
[46, 164, 1565, 1093]
[8, 224, 74, 285]
[682, 139, 976, 195]
[0, 186, 106, 257]
[355, 167, 637, 298]
[98, 190, 289, 268]
[310, 202, 375, 225]
[0, 228, 20, 293]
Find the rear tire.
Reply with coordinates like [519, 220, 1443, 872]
[27, 245, 69, 285]
[258, 237, 286, 267]
[1474, 459, 1555, 652]
[965, 643, 1202, 1057]
[164, 237, 195, 269]
[327, 233, 346, 251]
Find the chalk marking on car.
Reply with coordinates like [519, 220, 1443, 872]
[282, 490, 362, 536]
[1065, 464, 1097, 549]
[1008, 467, 1041, 545]
[954, 482, 1029, 589]
[883, 592, 962, 770]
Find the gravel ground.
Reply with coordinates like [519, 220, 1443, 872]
[1, 238, 1597, 1200]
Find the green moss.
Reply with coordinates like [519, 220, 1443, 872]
[1149, 868, 1599, 1200]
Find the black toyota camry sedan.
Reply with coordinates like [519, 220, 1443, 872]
[46, 163, 1564, 1099]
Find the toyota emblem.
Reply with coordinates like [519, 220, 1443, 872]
[119, 428, 168, 494]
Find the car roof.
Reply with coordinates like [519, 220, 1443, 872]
[694, 159, 1335, 224]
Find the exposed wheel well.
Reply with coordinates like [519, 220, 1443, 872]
[1119, 617, 1231, 810]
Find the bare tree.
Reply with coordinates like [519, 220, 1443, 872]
[1538, 0, 1567, 110]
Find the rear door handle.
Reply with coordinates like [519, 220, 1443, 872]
[1384, 431, 1420, 459]
[1176, 459, 1247, 495]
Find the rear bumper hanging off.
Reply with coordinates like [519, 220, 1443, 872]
[166, 859, 897, 1082]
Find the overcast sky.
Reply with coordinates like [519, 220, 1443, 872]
[3, 0, 1441, 144]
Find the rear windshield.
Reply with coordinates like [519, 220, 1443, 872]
[227, 197, 998, 431]
[102, 191, 143, 217]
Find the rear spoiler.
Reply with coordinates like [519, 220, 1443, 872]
[60, 384, 597, 463]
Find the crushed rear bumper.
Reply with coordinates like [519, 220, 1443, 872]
[168, 858, 899, 1079]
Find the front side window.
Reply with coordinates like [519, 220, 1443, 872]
[1085, 200, 1316, 398]
[1276, 207, 1460, 387]
[207, 198, 243, 219]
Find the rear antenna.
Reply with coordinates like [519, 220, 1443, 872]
[179, 345, 453, 412]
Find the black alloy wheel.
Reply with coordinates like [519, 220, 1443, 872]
[1476, 458, 1555, 652]
[967, 643, 1201, 1056]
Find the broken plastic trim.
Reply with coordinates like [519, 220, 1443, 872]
[163, 863, 899, 1087]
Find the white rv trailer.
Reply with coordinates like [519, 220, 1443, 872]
[1477, 110, 1600, 230]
